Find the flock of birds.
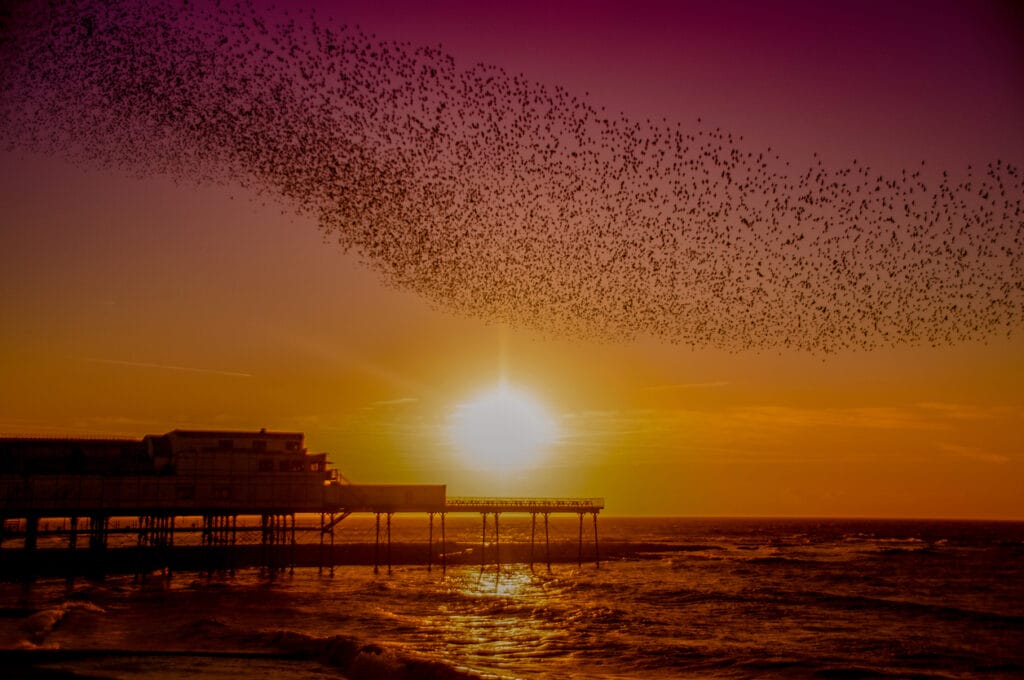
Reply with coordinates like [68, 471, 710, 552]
[2, 0, 1022, 352]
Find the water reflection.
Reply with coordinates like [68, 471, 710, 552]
[419, 565, 570, 672]
[470, 566, 534, 597]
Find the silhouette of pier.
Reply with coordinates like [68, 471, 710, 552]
[0, 430, 603, 578]
[444, 497, 603, 571]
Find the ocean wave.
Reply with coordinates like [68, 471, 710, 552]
[6, 595, 493, 679]
[801, 591, 1024, 626]
[177, 619, 485, 680]
[741, 554, 830, 565]
[639, 587, 732, 608]
[562, 605, 629, 626]
[869, 546, 935, 556]
[428, 587, 632, 630]
[636, 582, 1024, 629]
[19, 601, 106, 647]
[698, 584, 1024, 627]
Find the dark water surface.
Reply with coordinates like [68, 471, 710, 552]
[2, 518, 1022, 678]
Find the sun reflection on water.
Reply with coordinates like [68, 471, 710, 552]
[458, 566, 535, 598]
[420, 565, 574, 671]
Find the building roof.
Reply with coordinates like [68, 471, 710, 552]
[164, 429, 303, 439]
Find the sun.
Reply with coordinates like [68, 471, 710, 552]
[449, 383, 558, 471]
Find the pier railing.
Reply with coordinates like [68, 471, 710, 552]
[444, 497, 604, 513]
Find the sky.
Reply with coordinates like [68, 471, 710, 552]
[1, 0, 1022, 517]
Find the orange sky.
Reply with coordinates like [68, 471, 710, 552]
[1, 0, 1022, 518]
[1, 153, 1021, 518]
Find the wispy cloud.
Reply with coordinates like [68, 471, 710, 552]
[914, 402, 1006, 420]
[0, 415, 163, 438]
[727, 405, 947, 430]
[83, 357, 251, 378]
[557, 403, 964, 458]
[644, 381, 730, 391]
[370, 396, 419, 407]
[937, 443, 1010, 464]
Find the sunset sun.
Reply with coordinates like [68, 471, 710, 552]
[450, 383, 558, 470]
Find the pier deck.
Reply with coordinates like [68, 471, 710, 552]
[444, 497, 604, 513]
[0, 430, 605, 576]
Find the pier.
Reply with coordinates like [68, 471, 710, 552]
[0, 430, 603, 578]
[445, 497, 603, 571]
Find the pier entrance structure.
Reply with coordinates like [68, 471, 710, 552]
[0, 430, 603, 576]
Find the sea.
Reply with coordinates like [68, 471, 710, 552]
[1, 517, 1022, 679]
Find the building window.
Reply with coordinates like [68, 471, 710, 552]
[253, 440, 267, 452]
[214, 486, 231, 500]
[285, 441, 299, 451]
[176, 485, 195, 500]
[218, 439, 233, 450]
[279, 460, 290, 472]
[258, 459, 274, 472]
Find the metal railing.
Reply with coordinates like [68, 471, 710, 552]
[444, 497, 604, 512]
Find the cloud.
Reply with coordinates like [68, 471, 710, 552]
[558, 403, 955, 456]
[727, 405, 948, 431]
[644, 381, 730, 391]
[914, 402, 1006, 420]
[937, 443, 1011, 464]
[83, 357, 251, 378]
[369, 397, 419, 407]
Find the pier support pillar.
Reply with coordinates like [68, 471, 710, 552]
[441, 513, 447, 573]
[319, 512, 337, 576]
[494, 513, 501, 569]
[168, 516, 175, 578]
[530, 513, 537, 571]
[24, 516, 39, 553]
[544, 513, 551, 572]
[136, 514, 174, 580]
[374, 513, 381, 575]
[136, 516, 147, 580]
[318, 512, 325, 574]
[201, 515, 212, 576]
[386, 512, 393, 576]
[202, 514, 235, 575]
[88, 515, 109, 579]
[88, 516, 108, 552]
[480, 513, 487, 569]
[290, 514, 296, 575]
[65, 516, 79, 586]
[230, 515, 237, 575]
[260, 514, 269, 571]
[577, 513, 584, 568]
[593, 512, 600, 569]
[260, 513, 290, 574]
[427, 512, 434, 572]
[23, 516, 39, 581]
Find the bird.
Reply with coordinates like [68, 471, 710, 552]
[0, 0, 1021, 353]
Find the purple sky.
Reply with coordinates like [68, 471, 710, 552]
[302, 0, 1023, 169]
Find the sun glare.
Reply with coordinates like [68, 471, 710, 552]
[450, 383, 558, 470]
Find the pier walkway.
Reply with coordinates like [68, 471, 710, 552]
[444, 497, 604, 513]
[447, 496, 603, 572]
[0, 430, 605, 578]
[338, 496, 605, 576]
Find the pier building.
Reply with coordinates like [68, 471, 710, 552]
[0, 430, 602, 576]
